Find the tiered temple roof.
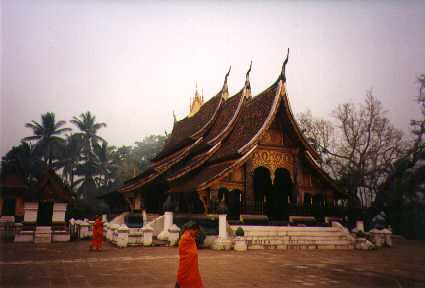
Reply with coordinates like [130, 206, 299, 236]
[119, 52, 337, 195]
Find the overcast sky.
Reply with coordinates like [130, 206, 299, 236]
[1, 0, 425, 157]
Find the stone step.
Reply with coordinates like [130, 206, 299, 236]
[248, 239, 353, 246]
[34, 226, 52, 244]
[34, 235, 51, 243]
[245, 231, 344, 237]
[248, 243, 354, 250]
[245, 235, 348, 240]
[238, 226, 340, 232]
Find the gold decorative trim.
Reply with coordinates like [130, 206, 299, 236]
[250, 148, 294, 181]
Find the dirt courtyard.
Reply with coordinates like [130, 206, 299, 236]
[1, 238, 424, 288]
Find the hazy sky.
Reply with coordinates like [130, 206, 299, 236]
[1, 0, 425, 157]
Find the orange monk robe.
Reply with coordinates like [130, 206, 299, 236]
[91, 218, 103, 250]
[176, 230, 204, 288]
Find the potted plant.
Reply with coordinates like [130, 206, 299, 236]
[233, 226, 247, 251]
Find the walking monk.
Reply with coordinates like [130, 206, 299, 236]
[90, 216, 103, 251]
[176, 222, 204, 288]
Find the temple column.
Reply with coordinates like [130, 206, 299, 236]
[218, 214, 228, 239]
[212, 204, 232, 250]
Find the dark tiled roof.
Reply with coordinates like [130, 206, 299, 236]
[209, 83, 279, 163]
[203, 90, 243, 144]
[162, 91, 244, 182]
[165, 143, 221, 181]
[33, 169, 71, 202]
[169, 162, 232, 192]
[153, 93, 222, 161]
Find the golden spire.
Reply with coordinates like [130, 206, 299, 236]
[189, 82, 204, 117]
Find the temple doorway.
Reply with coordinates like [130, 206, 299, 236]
[228, 189, 241, 220]
[37, 201, 53, 226]
[2, 198, 16, 216]
[253, 167, 272, 215]
[270, 168, 293, 221]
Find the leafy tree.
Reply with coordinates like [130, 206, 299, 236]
[1, 141, 43, 186]
[110, 145, 139, 183]
[110, 134, 167, 183]
[410, 74, 425, 161]
[376, 73, 425, 239]
[23, 112, 71, 168]
[133, 134, 168, 172]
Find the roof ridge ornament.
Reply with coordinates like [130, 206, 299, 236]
[280, 48, 289, 82]
[244, 61, 252, 98]
[222, 65, 231, 100]
[173, 110, 177, 123]
[245, 61, 252, 87]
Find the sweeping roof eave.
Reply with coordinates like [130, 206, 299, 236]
[119, 138, 204, 193]
[169, 145, 257, 193]
[304, 151, 347, 198]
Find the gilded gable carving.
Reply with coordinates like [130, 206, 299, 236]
[251, 149, 294, 179]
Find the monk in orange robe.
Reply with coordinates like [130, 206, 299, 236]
[90, 216, 103, 251]
[176, 223, 204, 288]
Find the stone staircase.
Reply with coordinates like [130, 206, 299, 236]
[230, 225, 354, 250]
[34, 226, 52, 244]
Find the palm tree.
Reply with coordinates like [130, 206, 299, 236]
[70, 112, 106, 199]
[55, 134, 82, 192]
[94, 141, 117, 187]
[70, 111, 106, 156]
[23, 112, 71, 168]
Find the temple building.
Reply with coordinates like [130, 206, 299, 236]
[119, 53, 346, 221]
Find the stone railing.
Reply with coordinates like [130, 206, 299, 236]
[146, 215, 164, 238]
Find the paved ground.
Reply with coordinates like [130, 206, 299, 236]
[1, 238, 424, 288]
